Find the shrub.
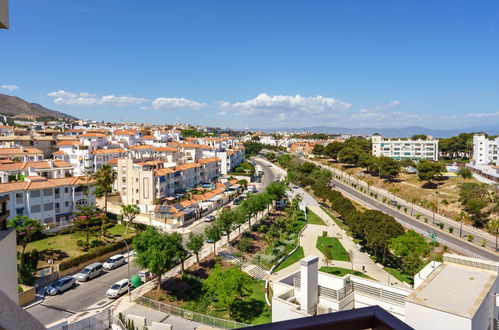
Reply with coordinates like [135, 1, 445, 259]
[59, 237, 133, 271]
[438, 223, 444, 230]
[403, 207, 407, 213]
[18, 285, 23, 293]
[448, 227, 454, 234]
[441, 199, 448, 205]
[322, 231, 328, 238]
[382, 197, 387, 203]
[260, 254, 277, 264]
[467, 234, 474, 242]
[424, 217, 428, 223]
[396, 204, 401, 210]
[90, 239, 105, 248]
[76, 240, 86, 249]
[415, 214, 421, 219]
[480, 239, 486, 247]
[374, 193, 378, 198]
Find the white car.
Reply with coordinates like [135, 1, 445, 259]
[103, 254, 126, 270]
[106, 279, 131, 299]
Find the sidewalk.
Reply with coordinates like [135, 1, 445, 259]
[269, 206, 406, 289]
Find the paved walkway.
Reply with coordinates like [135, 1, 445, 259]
[269, 205, 407, 289]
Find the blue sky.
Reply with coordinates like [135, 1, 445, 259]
[1, 1, 499, 130]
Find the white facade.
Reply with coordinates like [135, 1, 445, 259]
[272, 254, 498, 330]
[0, 176, 96, 224]
[371, 135, 439, 161]
[472, 134, 499, 166]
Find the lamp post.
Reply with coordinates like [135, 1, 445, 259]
[117, 237, 131, 302]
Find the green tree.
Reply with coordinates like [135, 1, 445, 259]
[390, 230, 430, 259]
[93, 164, 117, 236]
[411, 134, 428, 140]
[417, 160, 446, 184]
[375, 156, 401, 180]
[121, 204, 140, 234]
[215, 209, 235, 244]
[457, 167, 472, 179]
[312, 144, 325, 155]
[133, 227, 183, 290]
[7, 216, 42, 255]
[204, 264, 251, 313]
[401, 251, 423, 276]
[324, 141, 344, 160]
[186, 232, 205, 264]
[205, 223, 222, 254]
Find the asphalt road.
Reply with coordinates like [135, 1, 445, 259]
[27, 256, 140, 326]
[331, 177, 499, 262]
[28, 159, 283, 326]
[186, 156, 278, 237]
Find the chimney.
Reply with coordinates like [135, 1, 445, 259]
[300, 255, 319, 314]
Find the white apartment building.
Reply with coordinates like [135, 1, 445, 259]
[371, 135, 439, 161]
[0, 160, 73, 183]
[0, 147, 44, 162]
[0, 176, 96, 224]
[472, 134, 499, 166]
[272, 254, 498, 330]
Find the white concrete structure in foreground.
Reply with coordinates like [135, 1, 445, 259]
[272, 254, 498, 330]
[372, 135, 439, 161]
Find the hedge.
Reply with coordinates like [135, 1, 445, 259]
[59, 237, 133, 271]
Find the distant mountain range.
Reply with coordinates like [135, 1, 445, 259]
[254, 125, 499, 138]
[0, 94, 77, 120]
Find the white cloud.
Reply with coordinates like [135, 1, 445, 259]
[150, 97, 207, 110]
[47, 90, 147, 107]
[220, 93, 351, 121]
[358, 100, 401, 114]
[1, 84, 19, 92]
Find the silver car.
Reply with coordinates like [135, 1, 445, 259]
[75, 262, 104, 282]
[46, 276, 76, 295]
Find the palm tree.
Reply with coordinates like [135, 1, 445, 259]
[488, 219, 499, 251]
[121, 204, 140, 234]
[94, 164, 117, 236]
[411, 197, 419, 216]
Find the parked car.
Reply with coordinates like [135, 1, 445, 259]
[75, 262, 104, 282]
[46, 276, 76, 295]
[103, 254, 126, 270]
[138, 269, 155, 283]
[106, 279, 131, 299]
[267, 164, 272, 167]
[204, 215, 215, 222]
[390, 200, 398, 206]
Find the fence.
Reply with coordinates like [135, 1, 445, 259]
[49, 309, 111, 330]
[135, 296, 248, 329]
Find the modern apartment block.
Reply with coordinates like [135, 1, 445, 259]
[371, 135, 439, 161]
[0, 176, 96, 224]
[472, 134, 499, 166]
[116, 157, 221, 212]
[272, 254, 498, 330]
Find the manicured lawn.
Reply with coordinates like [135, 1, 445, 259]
[384, 266, 413, 285]
[24, 224, 136, 265]
[320, 207, 350, 232]
[306, 208, 326, 225]
[319, 266, 374, 279]
[316, 236, 350, 261]
[274, 247, 304, 272]
[245, 280, 271, 325]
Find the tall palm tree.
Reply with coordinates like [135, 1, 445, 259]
[94, 164, 117, 236]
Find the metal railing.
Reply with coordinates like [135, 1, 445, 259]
[136, 296, 248, 329]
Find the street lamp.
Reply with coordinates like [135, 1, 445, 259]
[116, 237, 132, 302]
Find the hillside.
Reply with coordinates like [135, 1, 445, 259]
[0, 94, 77, 120]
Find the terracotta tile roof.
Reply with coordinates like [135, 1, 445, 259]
[142, 135, 156, 140]
[215, 183, 226, 189]
[57, 141, 82, 146]
[172, 211, 186, 218]
[91, 148, 127, 155]
[212, 188, 225, 195]
[65, 129, 85, 133]
[198, 157, 221, 164]
[0, 147, 43, 155]
[179, 143, 204, 149]
[175, 163, 201, 171]
[129, 145, 153, 150]
[79, 133, 107, 138]
[107, 157, 123, 165]
[192, 195, 207, 201]
[53, 150, 66, 155]
[114, 129, 137, 136]
[229, 179, 238, 185]
[153, 147, 179, 152]
[0, 176, 93, 192]
[154, 168, 175, 177]
[180, 200, 193, 208]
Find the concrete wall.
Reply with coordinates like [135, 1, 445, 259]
[18, 285, 35, 306]
[0, 228, 18, 304]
